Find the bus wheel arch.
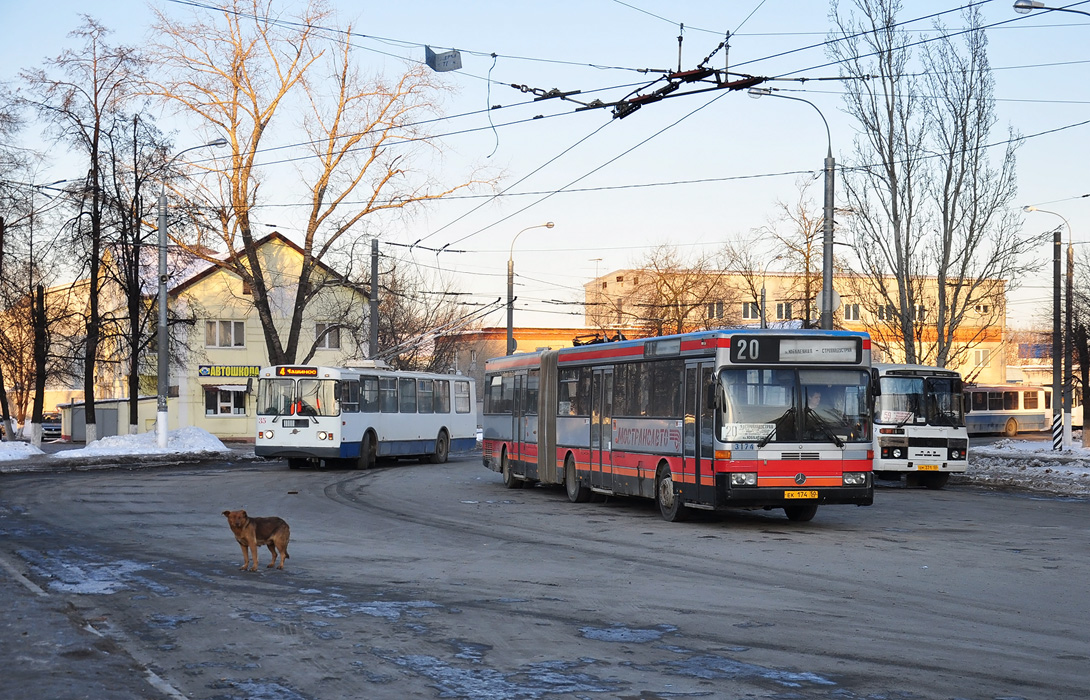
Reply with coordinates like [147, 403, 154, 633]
[428, 429, 450, 464]
[1003, 418, 1018, 437]
[501, 447, 523, 489]
[564, 452, 590, 503]
[655, 460, 689, 522]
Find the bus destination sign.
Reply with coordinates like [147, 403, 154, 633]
[276, 366, 319, 377]
[729, 336, 860, 364]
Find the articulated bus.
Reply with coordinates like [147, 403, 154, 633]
[255, 364, 477, 469]
[482, 328, 876, 523]
[872, 364, 968, 489]
[962, 384, 1052, 437]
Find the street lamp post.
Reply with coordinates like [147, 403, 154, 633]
[1014, 1, 1090, 17]
[749, 87, 835, 329]
[507, 222, 554, 355]
[760, 254, 784, 329]
[1024, 206, 1074, 451]
[156, 138, 228, 448]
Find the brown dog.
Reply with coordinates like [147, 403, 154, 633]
[222, 510, 290, 571]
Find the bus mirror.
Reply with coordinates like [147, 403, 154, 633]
[871, 368, 881, 396]
[709, 382, 725, 411]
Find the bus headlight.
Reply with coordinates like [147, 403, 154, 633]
[843, 471, 868, 486]
[949, 448, 965, 460]
[730, 473, 757, 487]
[881, 446, 905, 459]
[260, 430, 273, 439]
[318, 431, 329, 440]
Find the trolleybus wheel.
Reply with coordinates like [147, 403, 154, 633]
[784, 504, 818, 522]
[564, 454, 590, 503]
[655, 463, 689, 522]
[1003, 418, 1018, 437]
[428, 430, 449, 464]
[922, 472, 950, 490]
[356, 432, 375, 470]
[501, 450, 523, 489]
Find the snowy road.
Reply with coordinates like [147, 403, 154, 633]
[1, 454, 1088, 699]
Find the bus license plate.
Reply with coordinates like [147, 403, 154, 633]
[784, 490, 817, 499]
[917, 464, 939, 471]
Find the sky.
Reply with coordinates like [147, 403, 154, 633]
[2, 0, 1089, 332]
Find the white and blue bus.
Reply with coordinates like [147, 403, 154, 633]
[962, 384, 1052, 437]
[872, 364, 968, 489]
[255, 363, 477, 469]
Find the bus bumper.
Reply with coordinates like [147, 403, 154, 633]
[255, 445, 344, 460]
[716, 479, 873, 508]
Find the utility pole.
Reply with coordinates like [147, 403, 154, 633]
[369, 238, 380, 359]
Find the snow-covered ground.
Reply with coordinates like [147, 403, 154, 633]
[0, 426, 231, 464]
[1, 429, 1089, 498]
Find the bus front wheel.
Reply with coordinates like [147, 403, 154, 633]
[922, 472, 950, 490]
[356, 432, 375, 470]
[501, 450, 523, 489]
[655, 463, 689, 522]
[784, 504, 818, 522]
[428, 430, 449, 464]
[1003, 418, 1018, 437]
[564, 454, 590, 503]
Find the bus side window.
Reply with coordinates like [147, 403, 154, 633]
[361, 376, 379, 412]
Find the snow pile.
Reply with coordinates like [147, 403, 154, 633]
[0, 440, 46, 462]
[964, 437, 1090, 497]
[51, 426, 231, 460]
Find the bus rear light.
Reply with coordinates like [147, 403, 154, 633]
[843, 471, 868, 486]
[714, 450, 732, 460]
[729, 472, 757, 487]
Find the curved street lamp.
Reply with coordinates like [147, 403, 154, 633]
[760, 254, 785, 329]
[749, 87, 836, 329]
[507, 222, 555, 355]
[1023, 205, 1074, 450]
[1014, 1, 1090, 17]
[157, 137, 229, 447]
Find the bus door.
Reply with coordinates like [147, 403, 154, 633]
[511, 374, 524, 466]
[590, 368, 614, 491]
[684, 361, 717, 504]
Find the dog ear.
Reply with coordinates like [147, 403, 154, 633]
[222, 510, 231, 517]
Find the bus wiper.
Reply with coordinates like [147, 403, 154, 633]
[758, 407, 794, 448]
[894, 412, 915, 429]
[757, 427, 777, 448]
[806, 407, 844, 447]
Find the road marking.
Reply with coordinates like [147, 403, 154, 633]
[0, 552, 48, 597]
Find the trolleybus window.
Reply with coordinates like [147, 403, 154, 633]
[399, 378, 417, 413]
[297, 378, 339, 417]
[258, 378, 295, 415]
[455, 380, 472, 413]
[361, 376, 379, 412]
[379, 377, 398, 412]
[436, 380, 450, 413]
[418, 379, 434, 413]
[340, 378, 360, 413]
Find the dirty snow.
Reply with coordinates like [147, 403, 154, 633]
[0, 426, 230, 463]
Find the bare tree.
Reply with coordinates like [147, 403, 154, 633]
[829, 0, 1036, 366]
[148, 0, 488, 367]
[20, 17, 142, 443]
[622, 244, 742, 335]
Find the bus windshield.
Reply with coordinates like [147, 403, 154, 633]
[258, 378, 295, 416]
[877, 376, 964, 427]
[717, 368, 871, 445]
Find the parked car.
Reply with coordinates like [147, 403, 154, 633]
[41, 412, 62, 439]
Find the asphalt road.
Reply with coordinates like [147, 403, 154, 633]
[1, 452, 1087, 699]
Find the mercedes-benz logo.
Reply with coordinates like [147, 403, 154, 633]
[794, 473, 807, 485]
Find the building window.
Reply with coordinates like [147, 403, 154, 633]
[706, 301, 724, 319]
[844, 303, 861, 321]
[776, 302, 792, 320]
[913, 305, 926, 321]
[974, 348, 990, 367]
[976, 304, 991, 315]
[616, 275, 624, 283]
[242, 279, 252, 295]
[204, 388, 246, 415]
[206, 320, 245, 348]
[742, 302, 759, 320]
[876, 305, 897, 321]
[315, 322, 341, 350]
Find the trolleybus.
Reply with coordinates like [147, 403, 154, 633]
[962, 384, 1051, 437]
[872, 363, 967, 489]
[482, 328, 876, 522]
[255, 363, 477, 469]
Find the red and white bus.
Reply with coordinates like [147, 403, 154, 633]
[482, 328, 875, 522]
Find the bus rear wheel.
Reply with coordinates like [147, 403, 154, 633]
[784, 504, 818, 522]
[564, 454, 590, 503]
[655, 463, 689, 522]
[1003, 418, 1018, 437]
[428, 430, 449, 464]
[501, 450, 523, 489]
